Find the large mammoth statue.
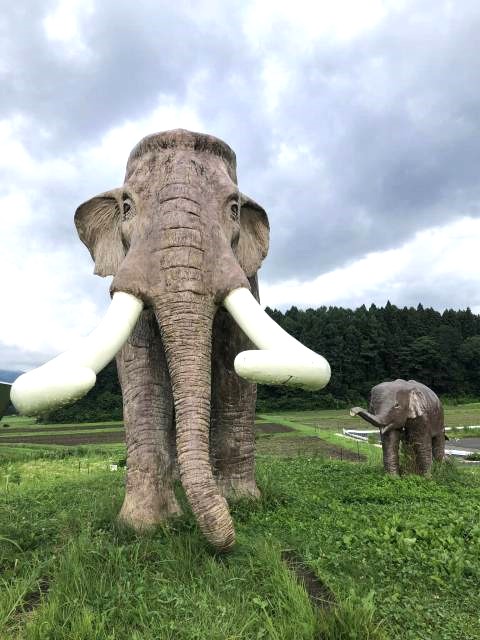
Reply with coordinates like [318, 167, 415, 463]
[11, 129, 330, 551]
[351, 379, 445, 475]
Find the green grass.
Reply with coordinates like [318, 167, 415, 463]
[448, 426, 480, 440]
[0, 428, 125, 440]
[257, 413, 382, 464]
[1, 409, 480, 638]
[260, 402, 480, 431]
[0, 417, 123, 432]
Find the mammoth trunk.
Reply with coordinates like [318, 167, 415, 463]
[351, 407, 384, 429]
[155, 298, 235, 551]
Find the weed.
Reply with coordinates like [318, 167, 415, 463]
[0, 411, 479, 639]
[317, 590, 387, 640]
[466, 452, 480, 461]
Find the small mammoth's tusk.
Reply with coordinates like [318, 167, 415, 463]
[380, 423, 397, 436]
[222, 287, 331, 390]
[11, 292, 143, 416]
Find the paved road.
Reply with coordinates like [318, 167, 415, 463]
[345, 429, 480, 457]
[446, 437, 480, 454]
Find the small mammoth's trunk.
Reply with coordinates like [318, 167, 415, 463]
[155, 297, 235, 551]
[382, 428, 401, 475]
[350, 407, 384, 429]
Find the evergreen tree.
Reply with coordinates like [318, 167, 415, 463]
[37, 303, 480, 420]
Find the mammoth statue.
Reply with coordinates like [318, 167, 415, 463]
[11, 129, 330, 551]
[351, 379, 445, 475]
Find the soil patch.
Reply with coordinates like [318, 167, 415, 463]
[282, 550, 335, 610]
[255, 423, 294, 434]
[256, 435, 365, 461]
[0, 422, 123, 435]
[22, 577, 50, 613]
[0, 431, 125, 446]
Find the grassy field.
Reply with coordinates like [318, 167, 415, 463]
[0, 409, 480, 639]
[3, 400, 480, 435]
[258, 402, 480, 430]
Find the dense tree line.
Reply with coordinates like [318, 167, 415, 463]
[41, 302, 480, 422]
[256, 303, 480, 410]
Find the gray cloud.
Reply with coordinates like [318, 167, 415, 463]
[249, 2, 480, 279]
[323, 275, 480, 316]
[1, 1, 250, 152]
[1, 0, 480, 369]
[0, 343, 54, 373]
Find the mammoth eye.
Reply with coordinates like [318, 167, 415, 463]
[122, 197, 135, 221]
[394, 403, 400, 409]
[230, 202, 239, 221]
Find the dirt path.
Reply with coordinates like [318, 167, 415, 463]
[1, 422, 289, 445]
[256, 423, 294, 434]
[0, 423, 123, 436]
[256, 435, 365, 461]
[0, 422, 363, 461]
[0, 432, 125, 446]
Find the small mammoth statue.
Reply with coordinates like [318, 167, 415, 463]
[351, 379, 445, 475]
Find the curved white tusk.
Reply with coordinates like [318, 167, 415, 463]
[222, 287, 331, 390]
[11, 292, 143, 416]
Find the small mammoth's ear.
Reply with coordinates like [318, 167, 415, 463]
[236, 193, 270, 277]
[407, 390, 424, 419]
[74, 189, 125, 277]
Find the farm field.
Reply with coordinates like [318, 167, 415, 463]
[0, 409, 480, 639]
[3, 401, 480, 445]
[259, 402, 480, 431]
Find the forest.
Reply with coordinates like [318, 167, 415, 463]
[40, 302, 480, 422]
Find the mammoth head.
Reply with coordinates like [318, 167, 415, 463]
[352, 380, 428, 436]
[74, 190, 270, 280]
[74, 129, 270, 301]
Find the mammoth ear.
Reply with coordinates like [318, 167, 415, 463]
[74, 190, 125, 277]
[236, 194, 270, 277]
[407, 390, 424, 419]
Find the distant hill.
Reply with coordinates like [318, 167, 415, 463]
[0, 370, 22, 383]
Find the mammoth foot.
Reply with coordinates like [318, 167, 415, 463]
[216, 476, 261, 502]
[385, 470, 400, 477]
[118, 471, 182, 531]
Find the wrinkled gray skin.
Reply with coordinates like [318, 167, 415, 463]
[75, 130, 270, 551]
[351, 379, 445, 475]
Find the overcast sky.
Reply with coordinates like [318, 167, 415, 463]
[1, 0, 480, 371]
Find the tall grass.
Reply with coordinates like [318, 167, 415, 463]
[1, 416, 479, 639]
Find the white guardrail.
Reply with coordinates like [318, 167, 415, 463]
[342, 426, 480, 458]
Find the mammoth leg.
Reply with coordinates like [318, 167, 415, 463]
[402, 428, 417, 473]
[406, 428, 433, 475]
[210, 279, 260, 501]
[382, 429, 401, 475]
[432, 432, 445, 462]
[118, 310, 180, 529]
[415, 437, 433, 475]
